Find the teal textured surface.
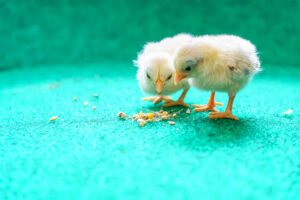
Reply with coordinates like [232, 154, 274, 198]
[0, 63, 299, 199]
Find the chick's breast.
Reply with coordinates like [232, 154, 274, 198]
[162, 79, 189, 95]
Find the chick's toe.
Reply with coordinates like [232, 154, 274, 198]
[194, 105, 219, 112]
[142, 96, 171, 105]
[208, 111, 239, 120]
[164, 99, 190, 108]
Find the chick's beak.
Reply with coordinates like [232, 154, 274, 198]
[155, 78, 164, 95]
[174, 71, 187, 85]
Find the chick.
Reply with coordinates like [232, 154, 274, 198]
[135, 34, 193, 107]
[174, 35, 260, 120]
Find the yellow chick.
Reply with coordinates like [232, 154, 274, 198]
[134, 34, 193, 107]
[174, 35, 261, 120]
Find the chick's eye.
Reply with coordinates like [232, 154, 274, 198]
[184, 59, 197, 72]
[146, 73, 151, 79]
[166, 74, 172, 81]
[185, 66, 191, 71]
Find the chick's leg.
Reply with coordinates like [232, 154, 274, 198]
[208, 95, 238, 120]
[142, 96, 171, 105]
[164, 88, 190, 107]
[193, 92, 223, 112]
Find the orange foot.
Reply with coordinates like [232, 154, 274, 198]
[142, 96, 171, 105]
[192, 102, 223, 112]
[208, 111, 239, 120]
[164, 99, 189, 107]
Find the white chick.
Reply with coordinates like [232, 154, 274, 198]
[135, 34, 193, 107]
[174, 35, 261, 120]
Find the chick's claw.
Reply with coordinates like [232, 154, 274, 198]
[208, 111, 239, 120]
[164, 99, 190, 107]
[192, 102, 223, 108]
[193, 106, 219, 112]
[142, 96, 171, 105]
[192, 102, 223, 112]
[213, 102, 223, 106]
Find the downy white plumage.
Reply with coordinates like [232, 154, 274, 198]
[135, 34, 193, 107]
[174, 34, 260, 120]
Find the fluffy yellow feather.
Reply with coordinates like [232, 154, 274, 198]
[174, 34, 260, 120]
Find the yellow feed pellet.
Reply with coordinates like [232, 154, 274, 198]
[73, 97, 77, 101]
[148, 113, 154, 119]
[84, 102, 89, 106]
[50, 116, 58, 121]
[281, 109, 293, 115]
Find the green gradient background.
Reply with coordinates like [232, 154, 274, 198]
[0, 0, 299, 200]
[1, 0, 300, 67]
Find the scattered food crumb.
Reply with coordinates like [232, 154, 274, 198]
[50, 116, 58, 121]
[162, 111, 168, 115]
[148, 113, 154, 119]
[117, 112, 127, 119]
[93, 94, 99, 98]
[173, 113, 177, 118]
[93, 106, 96, 111]
[186, 109, 191, 114]
[162, 123, 166, 126]
[73, 97, 77, 101]
[84, 102, 89, 106]
[161, 115, 168, 120]
[281, 109, 293, 115]
[169, 121, 176, 125]
[138, 119, 146, 127]
[139, 123, 145, 127]
[137, 119, 146, 123]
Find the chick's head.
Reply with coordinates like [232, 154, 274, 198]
[137, 52, 174, 95]
[173, 43, 204, 84]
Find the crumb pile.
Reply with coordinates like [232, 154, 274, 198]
[117, 108, 191, 127]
